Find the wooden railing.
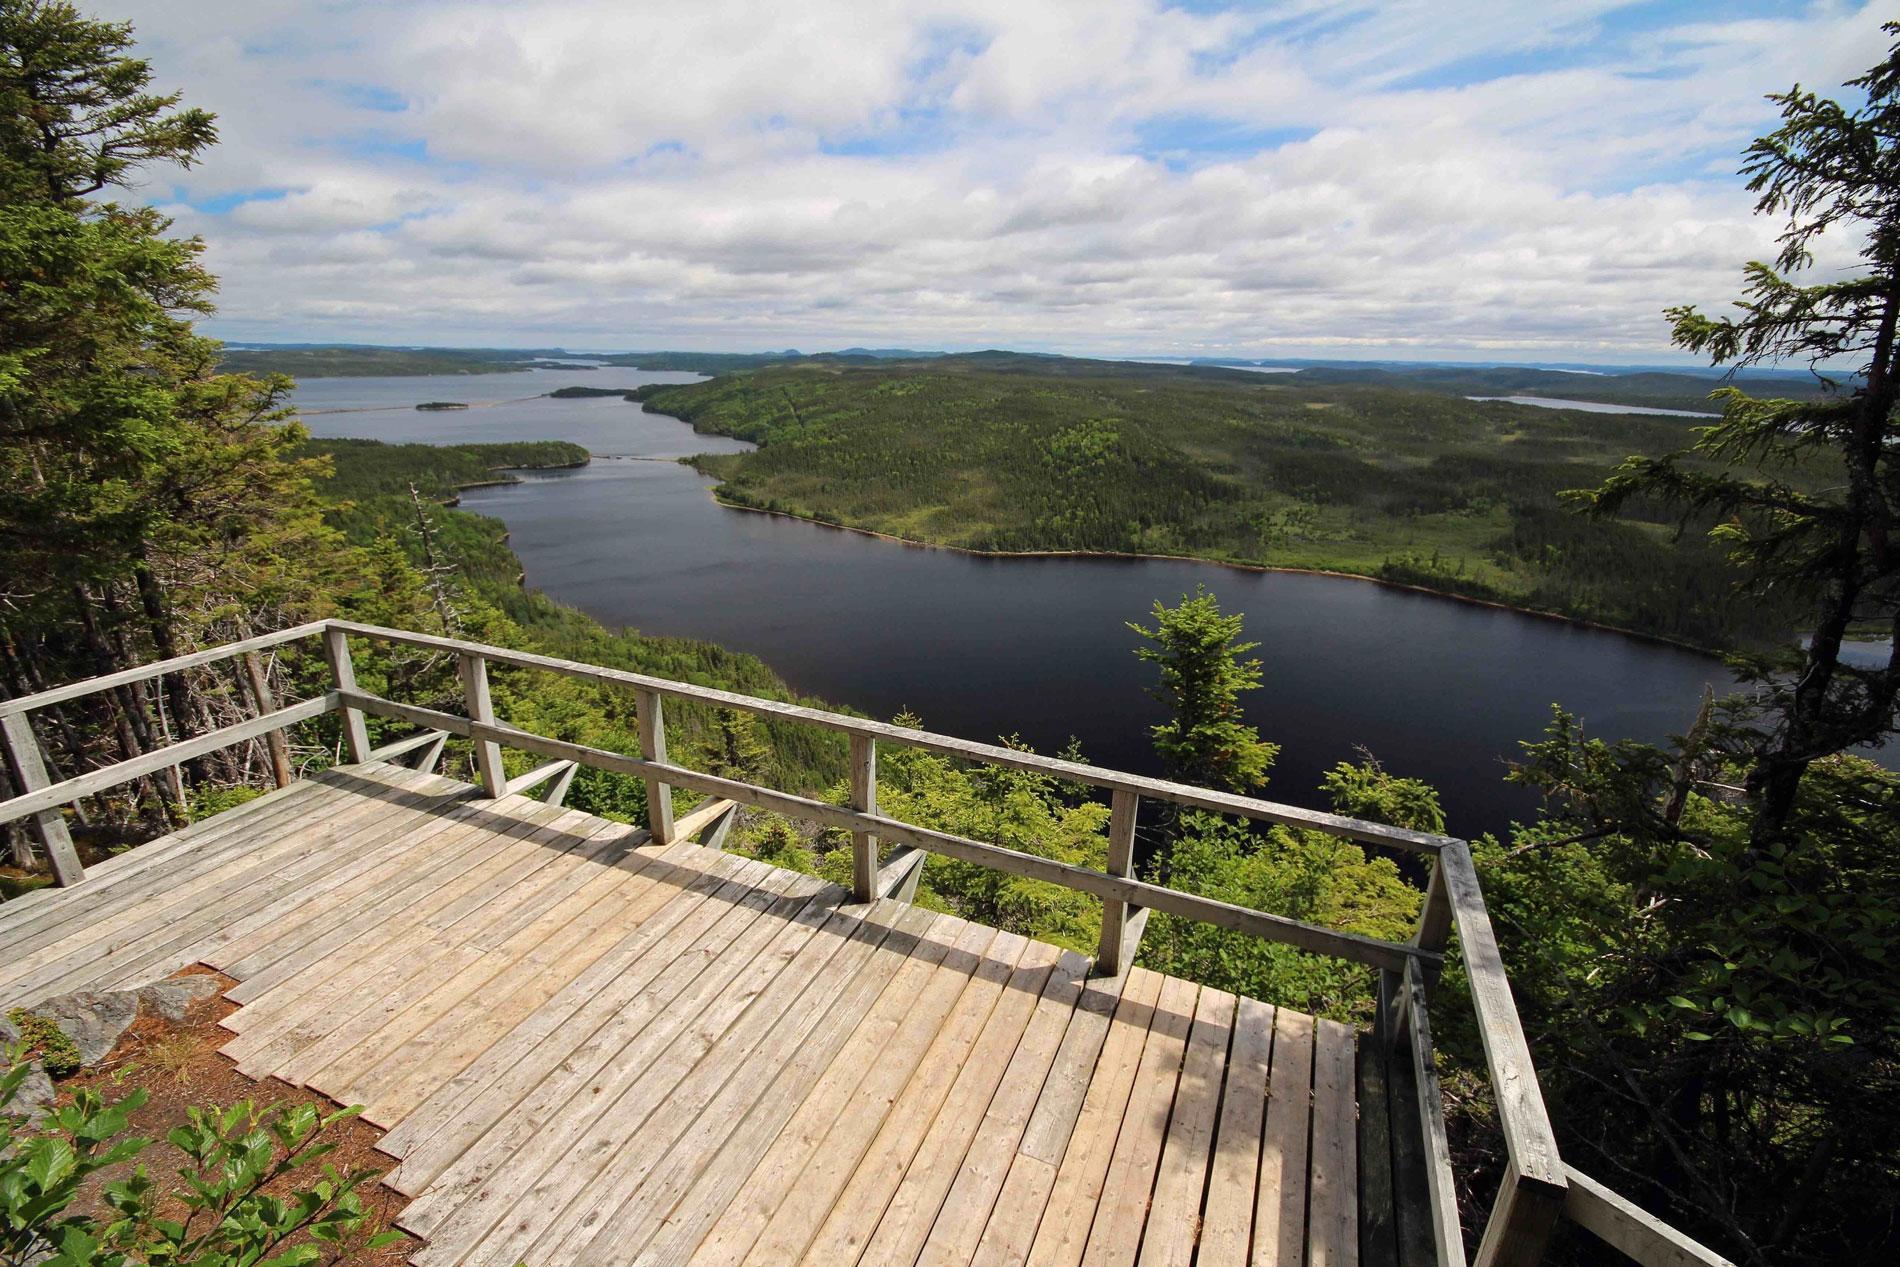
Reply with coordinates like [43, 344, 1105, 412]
[0, 620, 1734, 1267]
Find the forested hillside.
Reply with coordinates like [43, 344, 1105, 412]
[642, 357, 1816, 650]
[1279, 363, 1834, 414]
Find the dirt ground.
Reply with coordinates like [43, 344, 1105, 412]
[58, 965, 415, 1266]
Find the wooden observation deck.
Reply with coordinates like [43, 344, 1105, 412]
[0, 621, 1734, 1267]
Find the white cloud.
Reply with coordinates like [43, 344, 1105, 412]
[98, 0, 1891, 359]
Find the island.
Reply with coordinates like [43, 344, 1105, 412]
[415, 401, 470, 411]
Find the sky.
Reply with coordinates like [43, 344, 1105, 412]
[109, 0, 1887, 362]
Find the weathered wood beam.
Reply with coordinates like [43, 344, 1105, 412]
[0, 694, 337, 827]
[634, 688, 673, 845]
[671, 796, 739, 844]
[0, 712, 85, 885]
[850, 734, 876, 902]
[457, 653, 506, 799]
[365, 729, 449, 763]
[322, 627, 371, 763]
[1474, 1170, 1564, 1267]
[1438, 841, 1566, 1223]
[502, 759, 574, 798]
[875, 844, 926, 902]
[1094, 788, 1140, 975]
[540, 758, 577, 807]
[0, 621, 328, 719]
[1562, 1167, 1735, 1267]
[1402, 958, 1468, 1267]
[239, 652, 293, 789]
[1412, 854, 1453, 996]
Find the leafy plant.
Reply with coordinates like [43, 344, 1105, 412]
[1, 1058, 148, 1264]
[0, 1054, 403, 1266]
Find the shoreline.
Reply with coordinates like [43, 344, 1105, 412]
[441, 458, 591, 504]
[696, 486, 1726, 659]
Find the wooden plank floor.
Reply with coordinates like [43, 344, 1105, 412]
[0, 761, 1416, 1267]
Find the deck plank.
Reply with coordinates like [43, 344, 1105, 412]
[456, 877, 858, 1267]
[1256, 1006, 1317, 1267]
[1200, 996, 1276, 1267]
[538, 889, 917, 1264]
[853, 938, 1065, 1266]
[397, 857, 797, 1261]
[220, 797, 593, 1003]
[1021, 967, 1167, 1267]
[215, 802, 598, 1060]
[914, 948, 1094, 1267]
[789, 929, 1034, 1267]
[385, 852, 778, 1203]
[378, 846, 758, 1192]
[1139, 985, 1239, 1267]
[1358, 1037, 1400, 1267]
[1081, 972, 1199, 1267]
[624, 904, 947, 1267]
[1311, 1018, 1361, 1267]
[300, 819, 635, 1104]
[0, 771, 358, 956]
[0, 769, 439, 1003]
[684, 917, 994, 1267]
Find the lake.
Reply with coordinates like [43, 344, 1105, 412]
[289, 365, 747, 457]
[1467, 395, 1720, 418]
[294, 367, 1743, 839]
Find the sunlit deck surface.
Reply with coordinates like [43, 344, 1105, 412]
[0, 761, 1437, 1267]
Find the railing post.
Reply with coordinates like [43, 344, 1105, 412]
[321, 626, 371, 763]
[458, 652, 507, 799]
[1474, 1169, 1564, 1267]
[1441, 839, 1567, 1267]
[1094, 789, 1140, 975]
[634, 688, 673, 845]
[0, 711, 85, 886]
[850, 734, 876, 902]
[1413, 854, 1453, 996]
[240, 652, 293, 789]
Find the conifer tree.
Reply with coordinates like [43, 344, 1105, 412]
[1582, 24, 1900, 843]
[1128, 586, 1277, 793]
[0, 0, 338, 824]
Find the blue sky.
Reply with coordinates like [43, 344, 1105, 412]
[113, 0, 1885, 362]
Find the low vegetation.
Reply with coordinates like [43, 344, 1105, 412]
[1, 1060, 400, 1266]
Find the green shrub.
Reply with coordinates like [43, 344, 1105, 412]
[0, 1055, 403, 1266]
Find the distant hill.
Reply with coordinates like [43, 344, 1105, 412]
[218, 342, 1851, 415]
[219, 345, 554, 377]
[1275, 365, 1840, 415]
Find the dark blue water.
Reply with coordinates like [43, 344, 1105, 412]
[294, 368, 1745, 840]
[289, 365, 750, 458]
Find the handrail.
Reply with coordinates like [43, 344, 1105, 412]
[331, 686, 1433, 974]
[0, 621, 329, 719]
[0, 695, 338, 825]
[0, 619, 1730, 1266]
[1562, 1167, 1736, 1267]
[324, 619, 1457, 855]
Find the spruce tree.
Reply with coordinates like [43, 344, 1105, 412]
[1582, 24, 1900, 843]
[1128, 585, 1277, 793]
[0, 0, 338, 827]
